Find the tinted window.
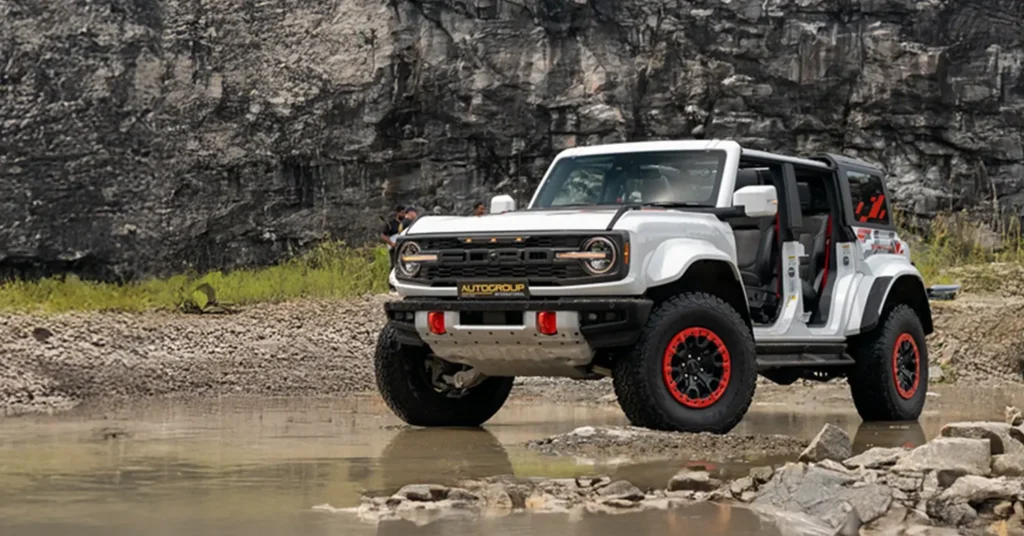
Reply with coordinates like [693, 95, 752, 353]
[531, 150, 726, 209]
[847, 171, 891, 225]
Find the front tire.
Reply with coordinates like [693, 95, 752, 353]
[848, 304, 929, 421]
[612, 292, 757, 434]
[374, 323, 514, 427]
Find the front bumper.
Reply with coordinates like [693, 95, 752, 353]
[385, 297, 654, 351]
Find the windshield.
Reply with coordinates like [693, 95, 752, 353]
[530, 150, 727, 209]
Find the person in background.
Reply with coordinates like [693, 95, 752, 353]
[402, 206, 419, 229]
[472, 202, 486, 216]
[381, 205, 406, 250]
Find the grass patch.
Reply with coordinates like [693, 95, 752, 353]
[897, 210, 1024, 286]
[0, 242, 390, 314]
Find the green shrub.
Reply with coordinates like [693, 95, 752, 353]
[0, 242, 390, 314]
[897, 210, 1024, 285]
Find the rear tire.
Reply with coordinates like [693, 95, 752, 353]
[612, 292, 757, 434]
[848, 304, 928, 421]
[374, 323, 514, 427]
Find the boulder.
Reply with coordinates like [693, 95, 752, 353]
[799, 423, 853, 463]
[753, 463, 893, 528]
[939, 422, 1024, 455]
[596, 480, 644, 502]
[941, 422, 1024, 477]
[926, 475, 1024, 526]
[393, 484, 450, 502]
[891, 437, 991, 476]
[937, 475, 1023, 504]
[844, 447, 909, 469]
[1007, 406, 1024, 427]
[994, 454, 1024, 477]
[667, 470, 721, 492]
[749, 466, 775, 484]
[479, 484, 513, 515]
[730, 476, 756, 497]
[394, 497, 481, 526]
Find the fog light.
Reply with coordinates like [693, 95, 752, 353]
[537, 311, 557, 335]
[427, 311, 446, 335]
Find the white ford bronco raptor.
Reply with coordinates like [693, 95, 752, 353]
[376, 140, 933, 434]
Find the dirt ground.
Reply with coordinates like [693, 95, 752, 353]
[1, 290, 1022, 415]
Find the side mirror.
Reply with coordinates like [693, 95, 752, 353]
[489, 194, 516, 214]
[732, 185, 778, 218]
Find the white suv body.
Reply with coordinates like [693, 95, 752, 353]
[377, 140, 933, 433]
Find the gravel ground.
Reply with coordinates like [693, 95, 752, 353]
[0, 296, 389, 414]
[525, 425, 808, 462]
[2, 291, 1022, 414]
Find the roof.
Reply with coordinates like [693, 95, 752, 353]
[553, 139, 875, 173]
[814, 153, 883, 173]
[741, 148, 831, 170]
[556, 139, 741, 157]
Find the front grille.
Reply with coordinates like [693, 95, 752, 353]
[422, 263, 587, 282]
[398, 233, 625, 287]
[419, 235, 584, 250]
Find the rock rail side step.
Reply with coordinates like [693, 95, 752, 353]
[755, 342, 853, 370]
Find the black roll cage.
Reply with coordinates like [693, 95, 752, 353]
[738, 150, 895, 244]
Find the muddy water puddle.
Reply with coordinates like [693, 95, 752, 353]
[0, 389, 1015, 535]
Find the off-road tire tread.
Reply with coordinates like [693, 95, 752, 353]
[612, 292, 757, 434]
[374, 323, 514, 427]
[847, 304, 928, 421]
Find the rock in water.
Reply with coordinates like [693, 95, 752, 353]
[667, 470, 721, 492]
[939, 422, 1024, 455]
[926, 475, 1024, 526]
[891, 438, 992, 476]
[393, 484, 450, 502]
[843, 447, 909, 469]
[1006, 407, 1024, 427]
[799, 423, 852, 463]
[835, 508, 863, 536]
[941, 421, 1024, 477]
[753, 463, 892, 528]
[596, 480, 644, 502]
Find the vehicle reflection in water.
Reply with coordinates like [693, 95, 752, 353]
[0, 396, 974, 536]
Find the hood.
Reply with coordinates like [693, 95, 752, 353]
[405, 208, 620, 235]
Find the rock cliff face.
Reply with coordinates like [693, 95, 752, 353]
[2, 0, 1023, 280]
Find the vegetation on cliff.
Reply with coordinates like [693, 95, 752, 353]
[0, 243, 390, 313]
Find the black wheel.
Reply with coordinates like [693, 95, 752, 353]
[612, 292, 757, 434]
[374, 323, 514, 427]
[848, 304, 928, 421]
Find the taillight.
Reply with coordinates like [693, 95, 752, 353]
[537, 311, 557, 335]
[427, 311, 446, 335]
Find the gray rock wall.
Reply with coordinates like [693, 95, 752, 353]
[2, 0, 1023, 280]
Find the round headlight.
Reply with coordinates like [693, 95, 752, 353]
[581, 237, 616, 275]
[396, 241, 422, 277]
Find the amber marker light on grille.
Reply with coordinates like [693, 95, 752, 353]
[555, 251, 609, 260]
[400, 253, 438, 262]
[624, 242, 630, 265]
